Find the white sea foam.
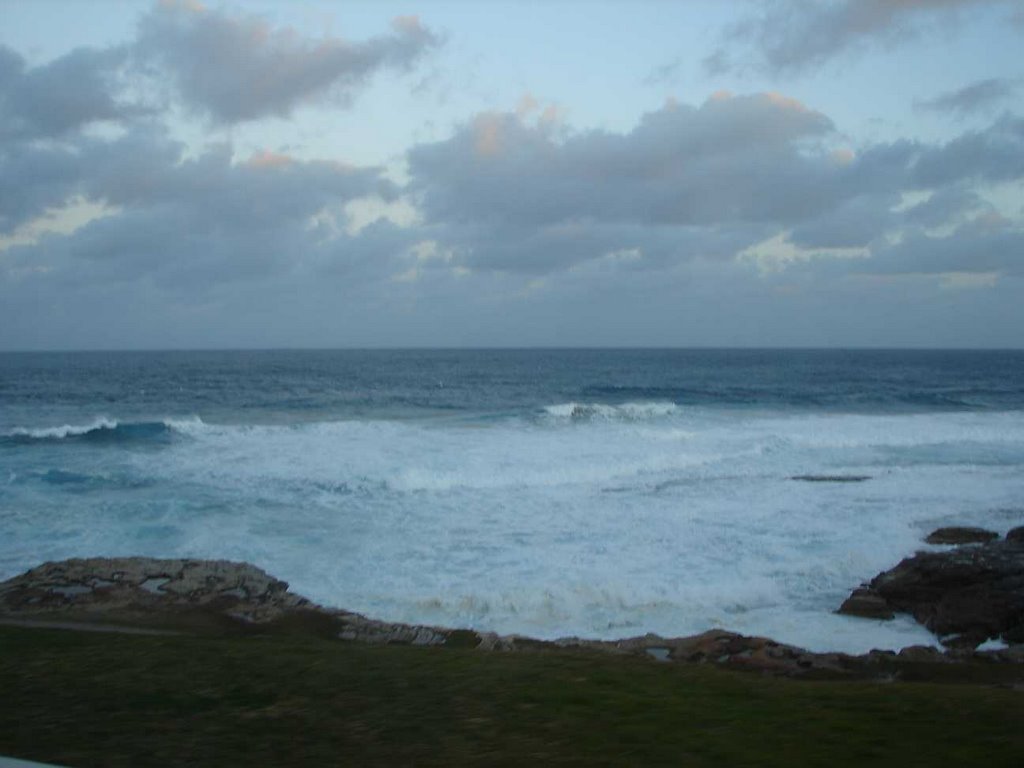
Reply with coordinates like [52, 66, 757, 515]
[162, 415, 207, 435]
[3, 407, 1023, 654]
[4, 417, 120, 439]
[3, 415, 206, 440]
[543, 401, 680, 421]
[976, 637, 1010, 652]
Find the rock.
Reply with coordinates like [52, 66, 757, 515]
[924, 527, 999, 545]
[837, 587, 895, 620]
[790, 475, 870, 483]
[862, 537, 1024, 649]
[1006, 527, 1024, 543]
[0, 557, 486, 649]
[897, 645, 949, 663]
[0, 557, 307, 624]
[609, 629, 851, 677]
[4, 556, 1022, 683]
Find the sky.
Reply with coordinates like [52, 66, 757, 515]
[1, 0, 1022, 349]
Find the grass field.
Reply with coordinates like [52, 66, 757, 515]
[2, 624, 1023, 767]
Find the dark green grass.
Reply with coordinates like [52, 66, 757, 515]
[1, 625, 1022, 767]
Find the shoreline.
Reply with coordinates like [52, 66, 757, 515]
[2, 542, 1021, 681]
[4, 544, 1024, 765]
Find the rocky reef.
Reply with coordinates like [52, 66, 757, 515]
[839, 526, 1024, 649]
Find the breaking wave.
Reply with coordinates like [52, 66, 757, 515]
[542, 401, 680, 422]
[1, 416, 204, 445]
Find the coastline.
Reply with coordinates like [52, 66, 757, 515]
[3, 532, 1022, 678]
[4, 542, 1023, 766]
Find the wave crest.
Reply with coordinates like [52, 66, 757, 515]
[543, 401, 679, 422]
[2, 416, 204, 444]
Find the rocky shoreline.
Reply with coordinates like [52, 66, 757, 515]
[838, 525, 1024, 650]
[2, 528, 1023, 681]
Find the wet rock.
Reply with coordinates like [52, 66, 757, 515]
[4, 556, 1022, 683]
[1006, 527, 1024, 543]
[607, 630, 851, 677]
[790, 475, 870, 483]
[924, 527, 999, 545]
[337, 619, 448, 646]
[897, 645, 950, 663]
[862, 538, 1024, 649]
[837, 587, 895, 620]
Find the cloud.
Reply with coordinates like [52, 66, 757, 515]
[406, 93, 844, 273]
[0, 44, 138, 140]
[4, 63, 1024, 349]
[853, 214, 1024, 276]
[1, 122, 405, 294]
[901, 187, 992, 228]
[912, 114, 1024, 187]
[135, 2, 440, 123]
[0, 2, 439, 234]
[917, 78, 1019, 118]
[707, 0, 1017, 75]
[402, 91, 1024, 285]
[407, 90, 1024, 280]
[788, 194, 896, 249]
[0, 3, 441, 141]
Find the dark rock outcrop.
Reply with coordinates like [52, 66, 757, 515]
[838, 587, 895, 619]
[839, 537, 1024, 649]
[924, 526, 998, 545]
[790, 475, 871, 483]
[1007, 526, 1024, 543]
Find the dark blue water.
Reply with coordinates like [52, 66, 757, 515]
[3, 349, 1023, 432]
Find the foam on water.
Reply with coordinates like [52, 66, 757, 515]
[543, 401, 681, 421]
[2, 416, 205, 444]
[4, 401, 1022, 654]
[4, 417, 121, 439]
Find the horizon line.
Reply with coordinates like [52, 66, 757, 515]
[2, 345, 1023, 354]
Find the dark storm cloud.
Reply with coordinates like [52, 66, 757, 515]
[911, 115, 1024, 186]
[706, 0, 1015, 75]
[0, 44, 137, 140]
[0, 138, 87, 234]
[853, 216, 1024, 276]
[788, 194, 896, 249]
[918, 78, 1019, 118]
[901, 187, 991, 228]
[135, 2, 439, 123]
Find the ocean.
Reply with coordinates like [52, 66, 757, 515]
[2, 348, 1023, 653]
